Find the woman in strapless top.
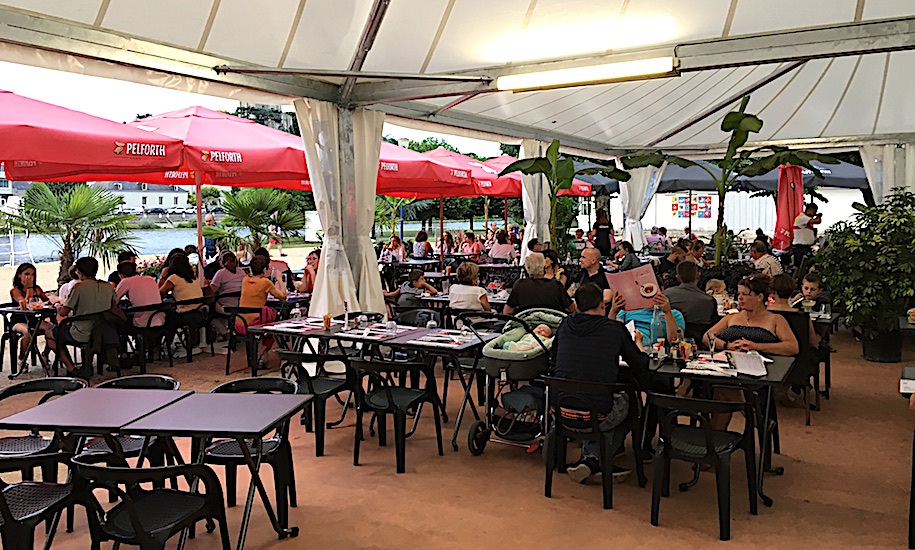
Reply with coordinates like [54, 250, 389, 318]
[703, 276, 798, 357]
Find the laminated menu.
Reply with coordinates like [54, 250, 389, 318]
[605, 264, 661, 311]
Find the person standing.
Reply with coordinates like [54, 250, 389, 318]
[203, 213, 222, 262]
[593, 209, 616, 257]
[792, 203, 821, 269]
[266, 210, 287, 257]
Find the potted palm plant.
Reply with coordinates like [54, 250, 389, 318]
[815, 190, 915, 362]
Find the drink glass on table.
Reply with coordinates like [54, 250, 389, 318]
[802, 300, 816, 312]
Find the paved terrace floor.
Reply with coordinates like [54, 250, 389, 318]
[0, 329, 909, 549]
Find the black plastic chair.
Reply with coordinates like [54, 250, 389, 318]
[73, 452, 231, 549]
[352, 359, 444, 473]
[122, 302, 175, 373]
[774, 310, 818, 425]
[168, 296, 215, 363]
[543, 376, 647, 510]
[52, 312, 107, 378]
[0, 451, 91, 550]
[0, 378, 87, 460]
[0, 301, 28, 374]
[202, 378, 299, 517]
[82, 375, 181, 459]
[394, 308, 440, 328]
[277, 351, 359, 457]
[648, 392, 758, 542]
[224, 306, 264, 376]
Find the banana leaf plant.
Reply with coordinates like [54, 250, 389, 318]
[498, 139, 631, 246]
[620, 95, 840, 265]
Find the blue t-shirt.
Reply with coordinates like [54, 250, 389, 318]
[616, 308, 685, 344]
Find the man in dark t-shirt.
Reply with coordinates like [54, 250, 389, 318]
[504, 253, 573, 314]
[573, 248, 610, 293]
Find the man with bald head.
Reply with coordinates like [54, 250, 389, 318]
[571, 247, 610, 294]
[203, 213, 221, 262]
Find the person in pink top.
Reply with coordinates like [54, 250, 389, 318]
[115, 261, 165, 328]
[461, 231, 483, 262]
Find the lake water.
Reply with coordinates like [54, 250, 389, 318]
[2, 220, 499, 264]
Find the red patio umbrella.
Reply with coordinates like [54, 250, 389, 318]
[0, 89, 183, 181]
[422, 147, 520, 197]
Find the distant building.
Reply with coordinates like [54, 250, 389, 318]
[0, 169, 30, 211]
[89, 181, 187, 210]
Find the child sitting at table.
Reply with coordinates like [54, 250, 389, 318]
[502, 323, 553, 352]
[790, 272, 832, 309]
[384, 269, 437, 308]
[705, 278, 727, 297]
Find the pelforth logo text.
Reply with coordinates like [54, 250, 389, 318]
[114, 142, 167, 156]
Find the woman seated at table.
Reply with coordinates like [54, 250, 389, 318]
[9, 262, 56, 370]
[437, 231, 455, 255]
[238, 255, 287, 368]
[159, 253, 206, 331]
[383, 235, 406, 262]
[703, 275, 798, 430]
[384, 269, 437, 308]
[461, 231, 483, 262]
[607, 241, 641, 271]
[412, 231, 433, 259]
[542, 249, 568, 288]
[488, 230, 516, 264]
[157, 248, 187, 288]
[448, 263, 490, 312]
[295, 249, 320, 294]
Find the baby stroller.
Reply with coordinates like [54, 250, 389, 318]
[457, 308, 566, 456]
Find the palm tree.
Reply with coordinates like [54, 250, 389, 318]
[203, 188, 305, 250]
[2, 183, 135, 286]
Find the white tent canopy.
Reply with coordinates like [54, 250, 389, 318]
[1, 0, 914, 156]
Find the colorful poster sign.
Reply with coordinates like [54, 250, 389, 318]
[671, 194, 712, 219]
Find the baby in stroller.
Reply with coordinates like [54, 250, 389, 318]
[502, 324, 553, 352]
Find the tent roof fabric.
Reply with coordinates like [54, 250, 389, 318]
[1, 1, 914, 155]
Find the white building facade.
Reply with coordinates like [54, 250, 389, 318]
[89, 182, 187, 210]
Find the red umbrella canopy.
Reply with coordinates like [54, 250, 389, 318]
[375, 143, 474, 198]
[128, 107, 310, 185]
[483, 155, 592, 197]
[422, 147, 520, 197]
[0, 89, 184, 180]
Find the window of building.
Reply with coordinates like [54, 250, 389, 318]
[141, 196, 147, 206]
[113, 182, 122, 190]
[158, 197, 163, 205]
[174, 197, 179, 205]
[141, 183, 148, 191]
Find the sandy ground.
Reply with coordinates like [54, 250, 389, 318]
[0, 328, 908, 548]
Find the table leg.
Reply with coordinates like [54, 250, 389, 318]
[757, 386, 778, 507]
[236, 437, 297, 547]
[450, 355, 483, 452]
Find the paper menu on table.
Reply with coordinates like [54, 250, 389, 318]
[625, 321, 636, 339]
[728, 351, 769, 376]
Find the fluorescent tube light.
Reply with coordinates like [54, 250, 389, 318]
[496, 56, 675, 91]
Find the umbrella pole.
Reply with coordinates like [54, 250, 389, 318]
[439, 197, 445, 272]
[504, 198, 508, 230]
[196, 172, 205, 287]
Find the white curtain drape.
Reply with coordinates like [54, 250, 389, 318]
[620, 163, 667, 251]
[520, 139, 550, 262]
[349, 109, 386, 315]
[860, 144, 915, 204]
[294, 98, 360, 317]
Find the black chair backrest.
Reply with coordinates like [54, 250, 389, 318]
[123, 301, 174, 328]
[210, 376, 298, 395]
[773, 310, 816, 376]
[648, 392, 753, 457]
[0, 377, 87, 404]
[274, 351, 358, 389]
[97, 374, 180, 391]
[172, 295, 215, 313]
[543, 376, 635, 434]
[350, 358, 436, 402]
[395, 308, 440, 328]
[684, 321, 714, 344]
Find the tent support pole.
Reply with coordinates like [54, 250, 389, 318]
[688, 189, 693, 238]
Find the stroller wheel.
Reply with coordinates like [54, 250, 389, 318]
[468, 420, 489, 456]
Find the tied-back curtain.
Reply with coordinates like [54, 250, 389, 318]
[519, 139, 549, 263]
[349, 109, 386, 316]
[620, 163, 667, 251]
[294, 98, 360, 317]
